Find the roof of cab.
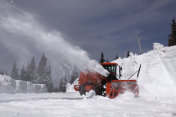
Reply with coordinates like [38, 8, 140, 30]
[100, 62, 118, 66]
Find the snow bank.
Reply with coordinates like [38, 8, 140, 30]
[113, 43, 176, 97]
[66, 78, 79, 92]
[0, 75, 47, 93]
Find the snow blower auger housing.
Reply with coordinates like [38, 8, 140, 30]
[74, 63, 139, 99]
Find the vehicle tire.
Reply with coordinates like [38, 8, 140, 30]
[94, 85, 103, 96]
[79, 85, 86, 96]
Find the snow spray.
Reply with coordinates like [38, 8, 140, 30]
[0, 2, 108, 81]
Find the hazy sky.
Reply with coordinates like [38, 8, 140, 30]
[0, 0, 176, 71]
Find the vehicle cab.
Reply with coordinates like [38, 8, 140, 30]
[100, 63, 122, 81]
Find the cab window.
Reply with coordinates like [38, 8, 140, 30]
[103, 65, 116, 73]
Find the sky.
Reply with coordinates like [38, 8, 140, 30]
[0, 0, 176, 72]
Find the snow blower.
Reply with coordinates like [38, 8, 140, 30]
[74, 63, 141, 99]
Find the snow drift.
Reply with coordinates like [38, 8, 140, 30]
[0, 75, 47, 93]
[112, 43, 176, 97]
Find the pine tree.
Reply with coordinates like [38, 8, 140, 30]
[37, 54, 47, 84]
[70, 66, 79, 84]
[37, 54, 53, 92]
[25, 63, 31, 81]
[20, 66, 26, 81]
[168, 18, 176, 46]
[30, 57, 37, 83]
[127, 51, 130, 58]
[45, 65, 54, 92]
[99, 52, 105, 63]
[25, 57, 37, 82]
[116, 54, 119, 59]
[11, 63, 19, 80]
[59, 75, 67, 92]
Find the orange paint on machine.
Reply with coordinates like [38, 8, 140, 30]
[74, 62, 141, 99]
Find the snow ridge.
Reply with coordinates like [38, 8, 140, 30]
[0, 75, 47, 93]
[113, 43, 176, 97]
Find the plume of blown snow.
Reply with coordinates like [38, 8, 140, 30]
[0, 2, 108, 80]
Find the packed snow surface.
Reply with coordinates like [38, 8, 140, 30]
[0, 43, 176, 117]
[0, 93, 176, 117]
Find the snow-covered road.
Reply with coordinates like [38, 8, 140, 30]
[0, 92, 176, 117]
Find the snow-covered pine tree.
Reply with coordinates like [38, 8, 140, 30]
[20, 66, 26, 81]
[37, 54, 47, 84]
[45, 65, 54, 92]
[25, 57, 38, 82]
[11, 63, 19, 80]
[37, 54, 53, 92]
[70, 66, 79, 84]
[59, 75, 66, 92]
[25, 63, 31, 81]
[30, 57, 37, 83]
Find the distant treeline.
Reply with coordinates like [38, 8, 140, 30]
[0, 54, 79, 93]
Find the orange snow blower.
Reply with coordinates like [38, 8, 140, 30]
[74, 63, 140, 99]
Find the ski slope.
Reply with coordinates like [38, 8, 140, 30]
[0, 43, 176, 117]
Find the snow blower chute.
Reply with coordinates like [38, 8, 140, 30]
[74, 63, 140, 99]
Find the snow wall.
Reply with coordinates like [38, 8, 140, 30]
[0, 75, 47, 93]
[112, 43, 176, 97]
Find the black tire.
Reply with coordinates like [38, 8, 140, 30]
[79, 85, 86, 96]
[94, 85, 103, 96]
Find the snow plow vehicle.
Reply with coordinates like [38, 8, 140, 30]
[74, 63, 140, 99]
